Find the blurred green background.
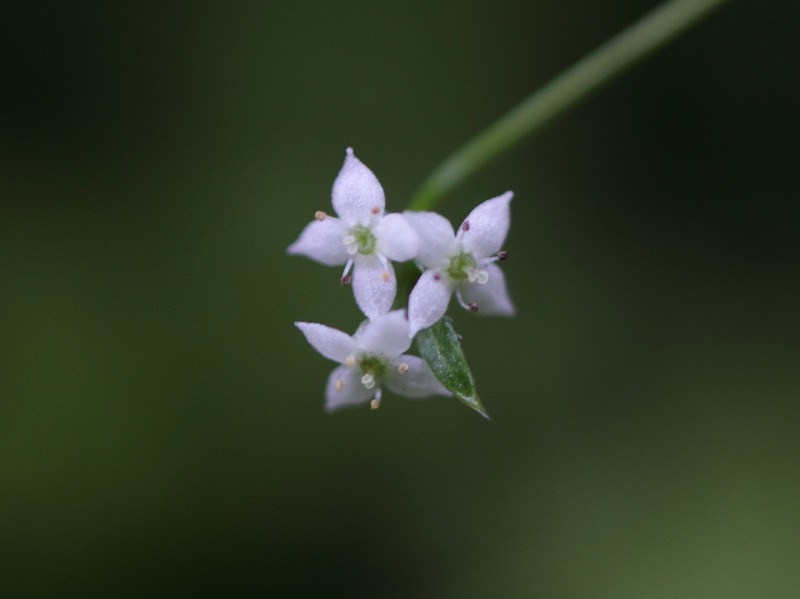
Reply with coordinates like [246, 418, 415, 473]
[2, 0, 799, 596]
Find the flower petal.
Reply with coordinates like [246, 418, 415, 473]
[295, 322, 358, 363]
[457, 191, 512, 258]
[402, 211, 456, 268]
[352, 255, 396, 319]
[374, 213, 418, 262]
[354, 309, 412, 357]
[408, 269, 454, 337]
[455, 263, 515, 316]
[325, 364, 373, 412]
[331, 148, 385, 225]
[384, 355, 451, 398]
[287, 217, 348, 266]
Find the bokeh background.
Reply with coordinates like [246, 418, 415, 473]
[2, 0, 799, 596]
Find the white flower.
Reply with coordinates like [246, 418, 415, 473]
[296, 310, 451, 412]
[405, 192, 515, 336]
[287, 148, 418, 319]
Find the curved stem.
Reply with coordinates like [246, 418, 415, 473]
[408, 0, 732, 211]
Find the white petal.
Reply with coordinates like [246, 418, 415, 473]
[325, 364, 373, 412]
[374, 213, 418, 262]
[455, 263, 515, 316]
[287, 217, 348, 266]
[352, 255, 396, 319]
[295, 322, 358, 363]
[331, 148, 385, 225]
[408, 269, 454, 337]
[402, 211, 456, 268]
[354, 309, 411, 357]
[384, 355, 451, 398]
[457, 191, 512, 258]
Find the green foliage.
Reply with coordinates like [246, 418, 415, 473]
[416, 317, 490, 419]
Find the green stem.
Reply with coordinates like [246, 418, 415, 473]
[408, 0, 732, 211]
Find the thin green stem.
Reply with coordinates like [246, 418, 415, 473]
[408, 0, 732, 211]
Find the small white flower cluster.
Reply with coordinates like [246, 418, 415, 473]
[289, 148, 514, 412]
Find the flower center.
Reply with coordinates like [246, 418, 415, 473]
[446, 251, 489, 284]
[446, 252, 473, 280]
[357, 354, 388, 388]
[343, 225, 377, 256]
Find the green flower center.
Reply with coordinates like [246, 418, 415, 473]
[447, 252, 477, 281]
[345, 225, 377, 255]
[357, 354, 388, 380]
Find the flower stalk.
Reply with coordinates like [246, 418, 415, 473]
[408, 0, 733, 213]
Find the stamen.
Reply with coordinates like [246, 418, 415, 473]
[381, 271, 390, 283]
[455, 293, 472, 312]
[468, 302, 479, 312]
[341, 258, 354, 284]
[335, 379, 344, 392]
[433, 272, 442, 281]
[398, 362, 409, 374]
[468, 269, 479, 283]
[462, 221, 470, 232]
[314, 210, 327, 221]
[497, 250, 508, 261]
[370, 389, 383, 410]
[344, 355, 355, 367]
[370, 206, 380, 215]
[361, 373, 376, 389]
[476, 269, 489, 285]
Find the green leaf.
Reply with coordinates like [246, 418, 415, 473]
[416, 317, 490, 420]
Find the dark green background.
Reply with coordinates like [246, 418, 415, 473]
[2, 1, 798, 596]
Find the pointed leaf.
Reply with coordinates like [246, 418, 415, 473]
[415, 317, 489, 419]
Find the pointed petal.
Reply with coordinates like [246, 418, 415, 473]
[384, 355, 451, 398]
[331, 148, 385, 225]
[352, 255, 396, 319]
[325, 364, 373, 412]
[374, 213, 418, 262]
[402, 211, 456, 268]
[457, 191, 512, 258]
[295, 322, 358, 363]
[408, 269, 454, 337]
[287, 217, 348, 266]
[354, 309, 412, 357]
[455, 263, 515, 316]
